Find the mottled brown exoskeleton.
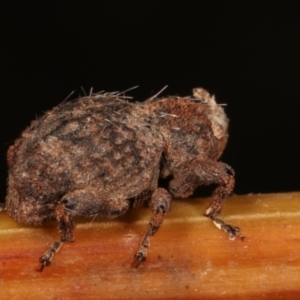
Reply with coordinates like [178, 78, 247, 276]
[6, 87, 243, 271]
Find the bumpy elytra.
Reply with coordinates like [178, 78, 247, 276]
[6, 87, 244, 271]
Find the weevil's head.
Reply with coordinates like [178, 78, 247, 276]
[148, 88, 229, 176]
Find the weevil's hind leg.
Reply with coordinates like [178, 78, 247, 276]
[39, 188, 130, 271]
[133, 188, 172, 267]
[39, 204, 74, 272]
[204, 162, 244, 240]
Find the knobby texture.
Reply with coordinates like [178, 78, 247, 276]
[6, 88, 228, 225]
[6, 88, 242, 269]
[1, 192, 300, 299]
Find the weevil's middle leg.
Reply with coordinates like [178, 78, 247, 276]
[133, 188, 172, 267]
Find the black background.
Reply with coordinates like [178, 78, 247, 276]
[1, 1, 299, 202]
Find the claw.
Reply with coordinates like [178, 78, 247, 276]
[223, 225, 245, 241]
[38, 257, 51, 272]
[132, 252, 146, 268]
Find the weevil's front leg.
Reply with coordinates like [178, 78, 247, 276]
[169, 160, 244, 240]
[39, 203, 74, 272]
[133, 188, 172, 267]
[203, 163, 244, 240]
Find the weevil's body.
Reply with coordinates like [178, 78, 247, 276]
[6, 88, 243, 269]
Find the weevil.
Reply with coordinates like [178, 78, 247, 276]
[6, 87, 243, 271]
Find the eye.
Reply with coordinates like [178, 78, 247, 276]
[63, 198, 77, 210]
